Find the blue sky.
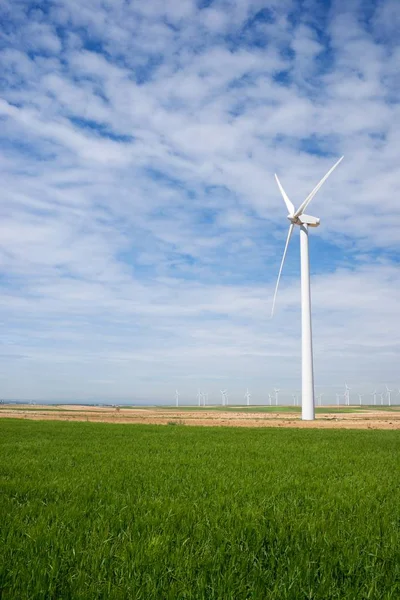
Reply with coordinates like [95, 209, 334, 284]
[0, 0, 399, 404]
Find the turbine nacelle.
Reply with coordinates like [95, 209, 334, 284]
[287, 214, 320, 227]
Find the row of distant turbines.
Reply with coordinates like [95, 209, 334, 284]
[174, 386, 400, 407]
[175, 389, 232, 407]
[341, 384, 399, 407]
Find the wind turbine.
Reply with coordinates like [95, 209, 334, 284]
[197, 389, 202, 407]
[175, 389, 179, 408]
[344, 383, 351, 406]
[316, 392, 324, 407]
[244, 389, 251, 406]
[271, 157, 344, 420]
[221, 390, 227, 406]
[385, 384, 392, 407]
[379, 392, 384, 406]
[274, 388, 280, 406]
[335, 393, 341, 406]
[292, 393, 298, 407]
[358, 393, 363, 406]
[268, 393, 273, 406]
[371, 389, 377, 406]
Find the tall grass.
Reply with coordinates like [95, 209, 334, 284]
[1, 420, 399, 599]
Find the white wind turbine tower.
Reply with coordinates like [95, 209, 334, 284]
[268, 393, 273, 406]
[335, 393, 341, 406]
[272, 157, 344, 420]
[175, 389, 179, 408]
[244, 389, 251, 406]
[274, 388, 280, 406]
[316, 393, 324, 407]
[371, 389, 377, 406]
[358, 393, 363, 406]
[292, 393, 298, 407]
[197, 389, 202, 407]
[379, 392, 384, 405]
[385, 385, 392, 407]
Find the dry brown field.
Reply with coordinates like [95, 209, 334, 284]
[1, 404, 399, 429]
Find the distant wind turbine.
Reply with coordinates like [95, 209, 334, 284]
[221, 390, 227, 406]
[344, 383, 351, 406]
[371, 389, 377, 406]
[268, 393, 273, 406]
[292, 393, 298, 407]
[274, 388, 280, 406]
[385, 385, 392, 407]
[175, 389, 179, 408]
[197, 389, 202, 407]
[271, 156, 344, 420]
[358, 393, 363, 406]
[244, 389, 251, 406]
[379, 392, 384, 405]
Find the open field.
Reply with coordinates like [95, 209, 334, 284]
[1, 403, 400, 429]
[1, 420, 399, 599]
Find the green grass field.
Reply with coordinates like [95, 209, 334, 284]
[1, 420, 399, 599]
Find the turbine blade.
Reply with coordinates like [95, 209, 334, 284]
[293, 156, 344, 218]
[275, 174, 295, 215]
[271, 224, 294, 317]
